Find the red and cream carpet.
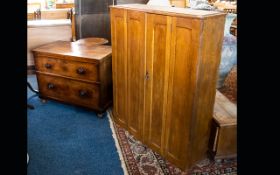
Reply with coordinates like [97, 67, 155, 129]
[108, 73, 237, 175]
[108, 114, 237, 175]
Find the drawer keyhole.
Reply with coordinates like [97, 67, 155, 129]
[79, 90, 88, 97]
[47, 83, 55, 89]
[45, 63, 52, 69]
[77, 67, 86, 74]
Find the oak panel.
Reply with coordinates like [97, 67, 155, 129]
[164, 17, 199, 168]
[111, 9, 128, 126]
[144, 14, 171, 153]
[126, 10, 146, 139]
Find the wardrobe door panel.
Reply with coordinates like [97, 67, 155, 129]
[127, 10, 146, 139]
[144, 14, 172, 153]
[164, 17, 200, 168]
[111, 8, 128, 127]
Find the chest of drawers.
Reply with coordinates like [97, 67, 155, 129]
[33, 40, 112, 116]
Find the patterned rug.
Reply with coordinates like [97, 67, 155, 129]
[109, 115, 237, 175]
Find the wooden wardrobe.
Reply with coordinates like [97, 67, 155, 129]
[110, 4, 226, 170]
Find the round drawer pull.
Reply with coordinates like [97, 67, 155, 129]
[47, 83, 55, 89]
[45, 63, 52, 69]
[79, 90, 88, 97]
[77, 67, 86, 74]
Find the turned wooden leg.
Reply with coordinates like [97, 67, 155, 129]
[27, 104, 34, 110]
[97, 112, 105, 118]
[40, 98, 48, 103]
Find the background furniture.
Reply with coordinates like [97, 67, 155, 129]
[116, 0, 148, 4]
[208, 90, 236, 159]
[74, 37, 109, 46]
[74, 0, 114, 43]
[32, 39, 112, 116]
[230, 24, 237, 36]
[213, 1, 236, 13]
[219, 65, 237, 103]
[70, 8, 76, 41]
[212, 0, 237, 36]
[209, 65, 237, 159]
[28, 2, 41, 20]
[170, 0, 188, 7]
[73, 0, 148, 44]
[27, 19, 72, 70]
[38, 8, 71, 20]
[110, 4, 226, 170]
[56, 2, 75, 9]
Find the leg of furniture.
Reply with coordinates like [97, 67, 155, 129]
[27, 104, 35, 110]
[97, 112, 106, 118]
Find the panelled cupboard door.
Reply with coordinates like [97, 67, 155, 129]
[110, 8, 128, 127]
[126, 10, 146, 140]
[164, 17, 201, 169]
[144, 14, 172, 154]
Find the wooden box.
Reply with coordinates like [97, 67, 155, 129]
[33, 40, 112, 116]
[208, 90, 237, 159]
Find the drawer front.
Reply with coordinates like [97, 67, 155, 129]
[35, 56, 99, 82]
[37, 73, 100, 109]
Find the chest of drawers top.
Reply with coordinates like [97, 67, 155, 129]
[32, 40, 112, 63]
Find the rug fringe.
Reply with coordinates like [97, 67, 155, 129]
[107, 109, 129, 175]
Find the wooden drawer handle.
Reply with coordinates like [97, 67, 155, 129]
[45, 63, 52, 69]
[76, 67, 86, 74]
[47, 83, 55, 89]
[79, 90, 88, 97]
